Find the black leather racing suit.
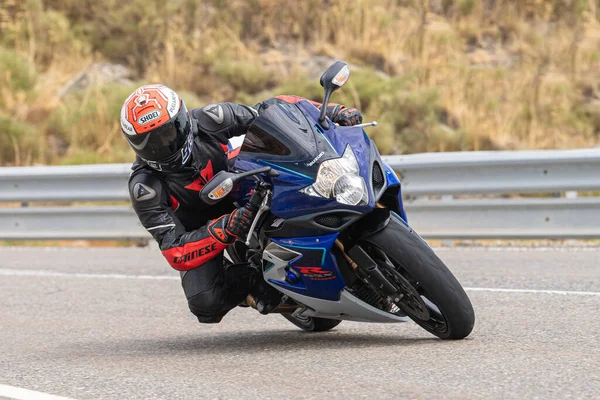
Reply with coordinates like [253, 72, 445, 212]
[129, 96, 350, 323]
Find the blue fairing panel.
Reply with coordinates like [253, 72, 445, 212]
[383, 162, 400, 186]
[267, 233, 345, 301]
[381, 161, 408, 222]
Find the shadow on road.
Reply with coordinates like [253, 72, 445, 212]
[74, 330, 451, 358]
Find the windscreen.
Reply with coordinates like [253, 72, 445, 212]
[241, 99, 319, 162]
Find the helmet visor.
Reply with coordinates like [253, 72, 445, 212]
[126, 102, 190, 162]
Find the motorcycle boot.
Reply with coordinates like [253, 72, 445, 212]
[247, 262, 283, 315]
[226, 261, 282, 314]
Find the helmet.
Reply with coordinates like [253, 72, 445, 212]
[120, 84, 192, 172]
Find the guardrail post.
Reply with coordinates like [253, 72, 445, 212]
[565, 191, 578, 199]
[441, 195, 454, 246]
[565, 191, 578, 244]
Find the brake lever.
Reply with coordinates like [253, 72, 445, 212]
[352, 121, 378, 129]
[334, 121, 377, 129]
[245, 189, 271, 247]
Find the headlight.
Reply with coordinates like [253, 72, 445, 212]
[300, 145, 368, 206]
[333, 175, 365, 206]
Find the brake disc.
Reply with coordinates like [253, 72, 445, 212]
[382, 266, 430, 321]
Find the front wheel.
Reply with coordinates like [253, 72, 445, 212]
[359, 214, 475, 339]
[282, 314, 342, 332]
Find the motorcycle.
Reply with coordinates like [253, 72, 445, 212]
[200, 61, 475, 339]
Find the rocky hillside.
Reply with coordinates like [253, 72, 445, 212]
[2, 0, 600, 165]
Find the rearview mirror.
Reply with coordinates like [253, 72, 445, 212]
[199, 167, 279, 205]
[318, 61, 350, 129]
[320, 61, 350, 92]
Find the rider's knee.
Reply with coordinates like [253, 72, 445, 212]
[187, 289, 227, 324]
[180, 258, 228, 323]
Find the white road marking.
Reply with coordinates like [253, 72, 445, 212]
[0, 384, 76, 400]
[433, 246, 600, 252]
[464, 287, 600, 296]
[0, 269, 178, 280]
[1, 269, 599, 296]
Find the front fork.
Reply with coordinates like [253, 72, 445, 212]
[335, 207, 407, 304]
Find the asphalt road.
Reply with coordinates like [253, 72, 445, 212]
[1, 246, 599, 399]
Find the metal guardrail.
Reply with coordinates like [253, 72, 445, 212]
[3, 148, 599, 202]
[384, 148, 600, 195]
[405, 198, 600, 239]
[0, 164, 131, 202]
[0, 206, 146, 240]
[1, 148, 600, 240]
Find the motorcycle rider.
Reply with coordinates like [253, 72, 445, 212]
[122, 84, 363, 323]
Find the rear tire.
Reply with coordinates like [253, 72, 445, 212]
[282, 314, 342, 332]
[360, 214, 475, 339]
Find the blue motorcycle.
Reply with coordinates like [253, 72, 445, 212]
[200, 61, 474, 339]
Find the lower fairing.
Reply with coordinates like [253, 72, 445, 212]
[273, 286, 409, 323]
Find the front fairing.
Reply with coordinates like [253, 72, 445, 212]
[234, 98, 386, 219]
[237, 99, 338, 179]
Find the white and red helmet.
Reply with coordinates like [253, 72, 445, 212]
[121, 84, 192, 171]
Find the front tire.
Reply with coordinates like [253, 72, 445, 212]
[360, 214, 475, 339]
[282, 314, 342, 332]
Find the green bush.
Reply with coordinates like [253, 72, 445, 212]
[0, 112, 39, 165]
[0, 0, 90, 67]
[0, 47, 37, 94]
[213, 60, 279, 94]
[379, 88, 472, 153]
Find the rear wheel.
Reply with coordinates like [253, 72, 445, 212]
[282, 314, 342, 332]
[359, 214, 475, 339]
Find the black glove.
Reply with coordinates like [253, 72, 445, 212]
[209, 205, 257, 244]
[329, 105, 363, 126]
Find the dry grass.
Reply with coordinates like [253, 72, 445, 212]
[2, 0, 600, 165]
